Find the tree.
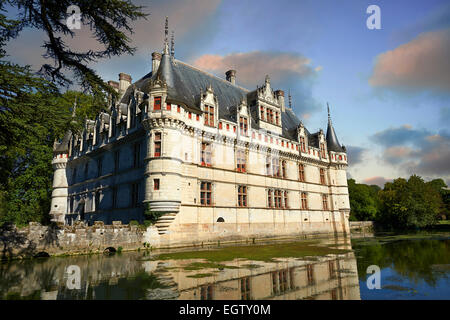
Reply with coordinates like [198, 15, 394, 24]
[2, 0, 147, 103]
[426, 179, 449, 218]
[348, 179, 379, 221]
[0, 1, 147, 226]
[377, 175, 440, 229]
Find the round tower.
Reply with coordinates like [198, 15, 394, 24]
[49, 149, 69, 224]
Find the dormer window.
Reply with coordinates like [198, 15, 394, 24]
[239, 117, 248, 136]
[154, 97, 161, 110]
[320, 143, 327, 158]
[204, 105, 215, 127]
[300, 136, 306, 152]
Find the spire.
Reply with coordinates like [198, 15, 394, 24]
[170, 30, 175, 58]
[163, 16, 169, 55]
[326, 103, 344, 152]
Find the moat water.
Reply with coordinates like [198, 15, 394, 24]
[1, 232, 449, 300]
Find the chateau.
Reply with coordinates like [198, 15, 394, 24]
[49, 19, 350, 246]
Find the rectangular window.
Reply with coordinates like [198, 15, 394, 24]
[177, 105, 181, 113]
[114, 150, 120, 173]
[200, 285, 214, 300]
[260, 106, 265, 121]
[72, 167, 77, 183]
[84, 162, 89, 179]
[219, 122, 222, 129]
[284, 191, 288, 208]
[307, 264, 314, 285]
[236, 149, 246, 172]
[111, 118, 116, 137]
[282, 160, 287, 178]
[266, 156, 271, 176]
[200, 181, 212, 206]
[301, 192, 308, 210]
[69, 196, 74, 213]
[239, 117, 248, 136]
[201, 142, 212, 167]
[154, 132, 161, 157]
[298, 164, 305, 182]
[131, 183, 139, 208]
[166, 103, 171, 111]
[241, 277, 251, 300]
[320, 143, 326, 158]
[266, 108, 270, 122]
[188, 112, 192, 119]
[300, 137, 306, 152]
[204, 106, 215, 127]
[94, 191, 100, 211]
[322, 194, 329, 210]
[133, 142, 141, 168]
[154, 97, 161, 110]
[154, 179, 160, 191]
[238, 185, 247, 207]
[267, 189, 273, 208]
[329, 260, 336, 279]
[320, 168, 326, 185]
[272, 158, 280, 177]
[97, 157, 103, 177]
[275, 190, 282, 208]
[112, 186, 117, 209]
[276, 112, 279, 125]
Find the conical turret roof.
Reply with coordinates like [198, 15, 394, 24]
[326, 104, 344, 152]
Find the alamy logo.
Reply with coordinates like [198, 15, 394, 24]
[66, 265, 81, 290]
[66, 5, 81, 30]
[366, 265, 381, 289]
[366, 5, 381, 30]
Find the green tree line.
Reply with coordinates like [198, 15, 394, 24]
[0, 1, 147, 227]
[348, 176, 450, 229]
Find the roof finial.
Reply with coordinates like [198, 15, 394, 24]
[327, 102, 331, 123]
[265, 74, 270, 84]
[288, 89, 292, 108]
[163, 16, 169, 55]
[170, 30, 175, 58]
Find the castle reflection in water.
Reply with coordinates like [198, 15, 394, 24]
[0, 239, 360, 300]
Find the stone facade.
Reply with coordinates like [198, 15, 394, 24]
[49, 18, 350, 248]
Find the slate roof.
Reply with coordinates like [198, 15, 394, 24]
[119, 52, 340, 148]
[326, 119, 344, 152]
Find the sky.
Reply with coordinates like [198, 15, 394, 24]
[4, 0, 450, 186]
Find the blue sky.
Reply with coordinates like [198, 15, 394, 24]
[4, 0, 450, 186]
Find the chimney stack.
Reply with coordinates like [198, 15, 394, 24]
[152, 52, 162, 73]
[108, 80, 119, 93]
[275, 90, 285, 112]
[225, 70, 236, 85]
[118, 73, 132, 96]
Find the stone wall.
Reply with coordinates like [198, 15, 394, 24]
[0, 221, 147, 260]
[349, 221, 374, 233]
